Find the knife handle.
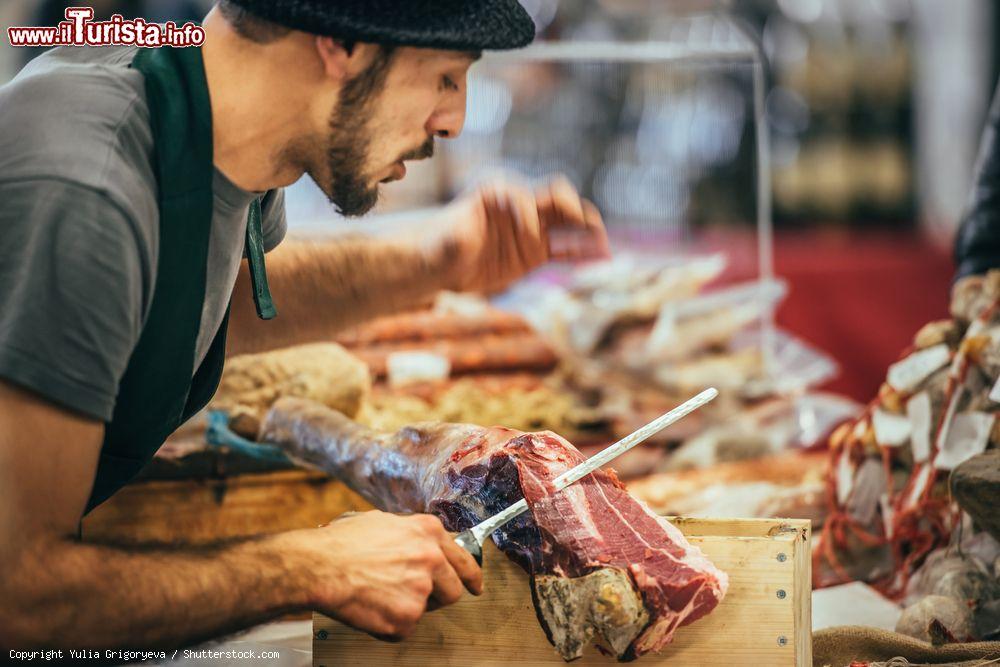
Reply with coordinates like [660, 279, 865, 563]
[453, 529, 483, 567]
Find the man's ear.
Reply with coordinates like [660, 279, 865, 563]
[315, 37, 353, 81]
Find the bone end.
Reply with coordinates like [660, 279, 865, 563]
[532, 569, 649, 661]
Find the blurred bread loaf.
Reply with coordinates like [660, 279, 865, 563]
[211, 343, 371, 437]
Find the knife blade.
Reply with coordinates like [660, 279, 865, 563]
[453, 387, 718, 564]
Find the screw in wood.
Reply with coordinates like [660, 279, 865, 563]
[777, 636, 788, 646]
[316, 629, 329, 640]
[776, 589, 787, 599]
[776, 552, 787, 562]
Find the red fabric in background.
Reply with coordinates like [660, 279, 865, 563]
[603, 226, 954, 404]
[772, 230, 954, 402]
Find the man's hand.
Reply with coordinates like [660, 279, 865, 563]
[286, 510, 482, 640]
[442, 175, 611, 294]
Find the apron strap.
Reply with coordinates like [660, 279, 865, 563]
[245, 197, 277, 320]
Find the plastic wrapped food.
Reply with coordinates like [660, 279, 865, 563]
[895, 595, 972, 643]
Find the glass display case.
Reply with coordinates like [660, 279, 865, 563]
[441, 14, 806, 392]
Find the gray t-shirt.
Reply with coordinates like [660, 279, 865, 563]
[0, 46, 287, 422]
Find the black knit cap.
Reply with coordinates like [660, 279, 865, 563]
[226, 0, 536, 51]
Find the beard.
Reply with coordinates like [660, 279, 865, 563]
[325, 121, 435, 218]
[318, 47, 433, 218]
[325, 101, 380, 218]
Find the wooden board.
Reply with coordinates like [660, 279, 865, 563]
[314, 517, 811, 666]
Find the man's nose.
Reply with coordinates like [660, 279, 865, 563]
[426, 94, 468, 140]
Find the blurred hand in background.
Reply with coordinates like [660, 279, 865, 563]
[441, 175, 611, 294]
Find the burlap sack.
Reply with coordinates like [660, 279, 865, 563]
[813, 626, 1000, 666]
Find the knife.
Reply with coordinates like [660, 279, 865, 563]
[453, 387, 718, 565]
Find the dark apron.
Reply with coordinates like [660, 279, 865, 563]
[85, 45, 268, 513]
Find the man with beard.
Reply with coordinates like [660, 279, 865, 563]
[0, 0, 610, 651]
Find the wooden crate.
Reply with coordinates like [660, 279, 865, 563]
[313, 517, 811, 666]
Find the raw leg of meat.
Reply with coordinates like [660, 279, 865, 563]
[260, 397, 728, 660]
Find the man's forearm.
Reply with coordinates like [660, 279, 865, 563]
[227, 235, 454, 356]
[2, 531, 314, 650]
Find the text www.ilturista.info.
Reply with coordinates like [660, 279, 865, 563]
[7, 7, 205, 48]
